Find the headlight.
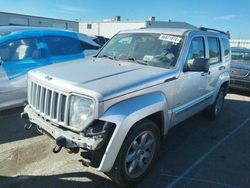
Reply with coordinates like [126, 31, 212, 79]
[69, 95, 95, 130]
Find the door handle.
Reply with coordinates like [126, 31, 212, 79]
[219, 66, 225, 70]
[201, 71, 210, 76]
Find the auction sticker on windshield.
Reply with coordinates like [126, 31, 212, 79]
[158, 34, 182, 43]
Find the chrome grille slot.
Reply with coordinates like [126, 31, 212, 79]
[40, 87, 46, 113]
[53, 92, 59, 119]
[29, 81, 68, 125]
[36, 85, 41, 109]
[61, 95, 66, 122]
[46, 90, 52, 116]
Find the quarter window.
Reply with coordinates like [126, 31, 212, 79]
[222, 38, 230, 61]
[186, 37, 205, 64]
[208, 37, 221, 64]
[44, 36, 82, 56]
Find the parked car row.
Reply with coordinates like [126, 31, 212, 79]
[0, 26, 103, 111]
[230, 47, 250, 91]
[1, 26, 248, 112]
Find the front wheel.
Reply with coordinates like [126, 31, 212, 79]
[107, 119, 161, 187]
[204, 87, 226, 120]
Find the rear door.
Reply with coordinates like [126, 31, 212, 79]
[205, 37, 223, 94]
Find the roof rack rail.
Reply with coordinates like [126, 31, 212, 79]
[199, 27, 230, 37]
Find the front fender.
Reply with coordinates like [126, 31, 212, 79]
[97, 92, 169, 172]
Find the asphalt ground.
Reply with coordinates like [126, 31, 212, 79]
[0, 89, 250, 188]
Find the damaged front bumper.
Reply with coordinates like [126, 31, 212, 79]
[24, 105, 104, 150]
[22, 105, 116, 168]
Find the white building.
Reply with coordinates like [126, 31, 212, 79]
[79, 16, 196, 38]
[0, 12, 79, 31]
[230, 39, 250, 49]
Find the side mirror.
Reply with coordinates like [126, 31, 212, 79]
[186, 58, 210, 72]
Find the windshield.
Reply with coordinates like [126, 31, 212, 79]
[231, 48, 250, 64]
[98, 33, 183, 69]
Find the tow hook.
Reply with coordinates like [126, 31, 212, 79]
[24, 123, 33, 130]
[20, 111, 28, 120]
[53, 145, 62, 153]
[52, 136, 66, 154]
[21, 111, 33, 130]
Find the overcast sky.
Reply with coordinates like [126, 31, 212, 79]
[0, 0, 249, 39]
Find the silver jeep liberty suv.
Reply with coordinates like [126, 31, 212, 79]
[22, 24, 231, 187]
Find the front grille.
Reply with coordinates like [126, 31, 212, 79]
[28, 81, 69, 125]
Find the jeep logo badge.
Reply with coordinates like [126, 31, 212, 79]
[44, 75, 52, 80]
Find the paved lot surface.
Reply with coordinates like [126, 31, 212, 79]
[0, 90, 250, 188]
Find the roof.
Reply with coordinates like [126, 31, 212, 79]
[118, 27, 229, 38]
[116, 21, 198, 35]
[119, 27, 197, 36]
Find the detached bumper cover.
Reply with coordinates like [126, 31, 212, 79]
[24, 105, 103, 150]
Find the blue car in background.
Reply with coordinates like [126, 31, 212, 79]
[0, 26, 100, 111]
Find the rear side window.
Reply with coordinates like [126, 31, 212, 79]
[186, 37, 205, 64]
[222, 38, 230, 61]
[44, 36, 82, 56]
[208, 37, 221, 64]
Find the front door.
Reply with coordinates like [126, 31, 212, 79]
[172, 36, 208, 126]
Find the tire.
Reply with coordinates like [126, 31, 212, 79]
[204, 87, 226, 120]
[107, 119, 161, 187]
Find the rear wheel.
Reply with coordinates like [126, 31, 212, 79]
[204, 87, 226, 120]
[108, 119, 160, 187]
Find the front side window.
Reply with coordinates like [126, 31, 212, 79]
[44, 36, 82, 56]
[98, 33, 183, 69]
[186, 37, 205, 64]
[0, 38, 41, 62]
[208, 37, 221, 64]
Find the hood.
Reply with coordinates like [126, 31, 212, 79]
[31, 57, 174, 101]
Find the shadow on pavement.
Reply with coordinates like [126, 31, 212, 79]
[0, 107, 40, 144]
[0, 172, 118, 188]
[229, 88, 250, 97]
[138, 97, 250, 188]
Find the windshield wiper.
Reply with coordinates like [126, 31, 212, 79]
[98, 55, 116, 60]
[128, 57, 148, 65]
[120, 57, 148, 65]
